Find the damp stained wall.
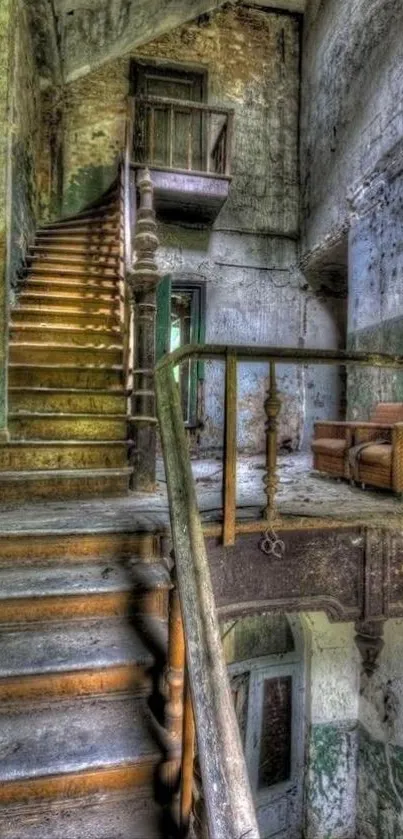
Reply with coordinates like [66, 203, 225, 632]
[305, 613, 359, 839]
[62, 4, 345, 453]
[300, 0, 403, 416]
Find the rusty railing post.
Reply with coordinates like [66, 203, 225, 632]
[128, 168, 160, 491]
[263, 361, 281, 522]
[223, 350, 237, 546]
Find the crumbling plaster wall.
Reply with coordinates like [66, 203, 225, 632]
[0, 0, 45, 434]
[301, 0, 403, 416]
[304, 614, 359, 839]
[62, 4, 344, 452]
[357, 620, 403, 839]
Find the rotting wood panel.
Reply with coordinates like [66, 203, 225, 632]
[206, 525, 403, 676]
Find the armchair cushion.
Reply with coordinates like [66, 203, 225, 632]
[311, 438, 348, 455]
[357, 444, 392, 467]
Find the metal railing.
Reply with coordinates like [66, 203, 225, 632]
[155, 342, 403, 837]
[132, 95, 234, 176]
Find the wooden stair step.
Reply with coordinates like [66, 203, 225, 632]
[12, 308, 120, 329]
[10, 324, 123, 349]
[0, 696, 159, 804]
[0, 559, 170, 624]
[28, 266, 119, 281]
[9, 413, 127, 441]
[18, 294, 120, 316]
[8, 364, 124, 390]
[0, 616, 161, 698]
[9, 388, 127, 416]
[0, 440, 129, 471]
[0, 467, 131, 501]
[9, 343, 123, 366]
[0, 531, 160, 567]
[21, 280, 119, 299]
[38, 221, 119, 237]
[35, 233, 119, 247]
[29, 257, 119, 276]
[31, 244, 119, 258]
[0, 793, 162, 839]
[40, 210, 119, 229]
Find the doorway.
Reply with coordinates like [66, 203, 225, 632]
[131, 62, 207, 170]
[222, 613, 306, 839]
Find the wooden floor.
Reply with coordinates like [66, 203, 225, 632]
[0, 453, 401, 534]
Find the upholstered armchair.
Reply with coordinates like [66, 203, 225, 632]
[312, 403, 403, 492]
[311, 421, 354, 479]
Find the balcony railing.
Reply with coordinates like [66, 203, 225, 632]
[132, 95, 234, 177]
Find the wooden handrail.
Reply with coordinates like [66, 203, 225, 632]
[155, 361, 260, 839]
[156, 342, 403, 370]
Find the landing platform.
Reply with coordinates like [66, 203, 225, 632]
[0, 454, 401, 535]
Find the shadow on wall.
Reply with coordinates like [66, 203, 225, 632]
[62, 162, 119, 218]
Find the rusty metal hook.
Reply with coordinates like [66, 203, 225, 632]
[259, 527, 285, 559]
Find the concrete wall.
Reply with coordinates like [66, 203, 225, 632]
[61, 4, 344, 452]
[301, 0, 403, 414]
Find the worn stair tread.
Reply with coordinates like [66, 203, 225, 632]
[9, 411, 127, 419]
[14, 305, 120, 318]
[11, 323, 122, 336]
[10, 341, 122, 353]
[0, 696, 159, 782]
[24, 277, 118, 290]
[0, 795, 161, 839]
[0, 618, 158, 678]
[28, 267, 119, 283]
[9, 364, 124, 371]
[0, 560, 170, 601]
[0, 467, 132, 482]
[0, 561, 132, 600]
[9, 388, 127, 397]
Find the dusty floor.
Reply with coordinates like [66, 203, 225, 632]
[0, 453, 401, 534]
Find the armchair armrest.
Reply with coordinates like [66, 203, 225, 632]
[354, 424, 393, 444]
[314, 421, 352, 441]
[392, 423, 403, 492]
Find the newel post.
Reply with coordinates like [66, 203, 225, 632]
[128, 168, 160, 491]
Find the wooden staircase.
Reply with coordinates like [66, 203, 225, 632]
[0, 530, 170, 838]
[0, 186, 131, 501]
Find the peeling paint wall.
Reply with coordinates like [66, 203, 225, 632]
[357, 619, 403, 838]
[305, 614, 359, 839]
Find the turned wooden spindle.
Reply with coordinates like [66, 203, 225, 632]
[263, 361, 281, 522]
[128, 167, 160, 491]
[163, 574, 186, 809]
[180, 672, 196, 836]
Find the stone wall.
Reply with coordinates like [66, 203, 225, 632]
[62, 4, 344, 452]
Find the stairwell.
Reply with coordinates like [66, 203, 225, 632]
[0, 184, 131, 501]
[0, 186, 175, 837]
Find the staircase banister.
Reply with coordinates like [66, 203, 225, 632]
[156, 342, 403, 370]
[155, 361, 260, 839]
